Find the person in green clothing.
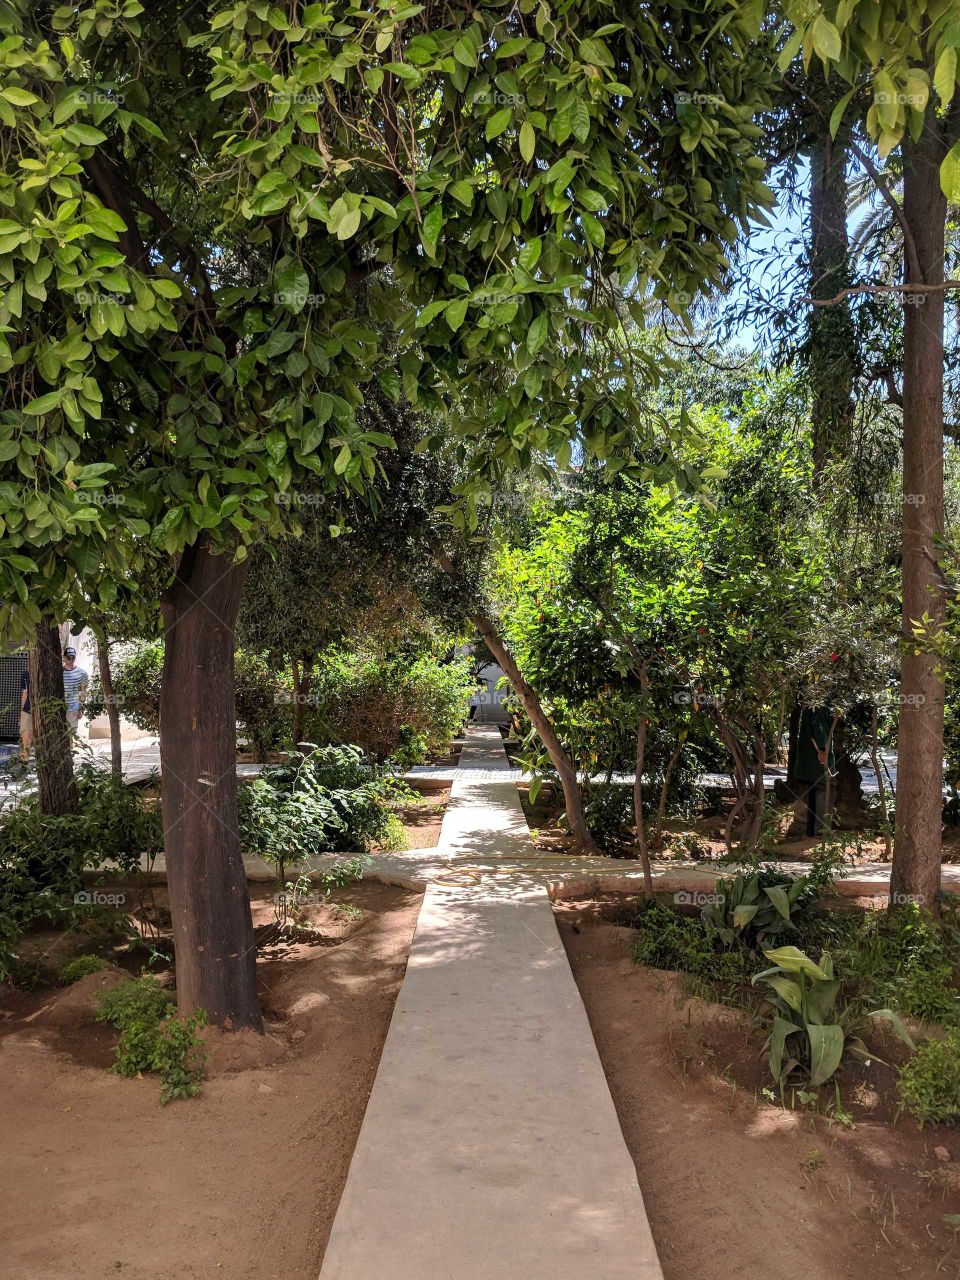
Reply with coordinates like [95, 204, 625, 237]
[793, 704, 836, 836]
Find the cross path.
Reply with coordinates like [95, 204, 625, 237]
[319, 723, 664, 1280]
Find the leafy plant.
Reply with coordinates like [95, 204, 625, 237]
[96, 976, 206, 1103]
[583, 784, 632, 854]
[702, 869, 814, 951]
[631, 899, 754, 997]
[59, 954, 105, 984]
[753, 946, 913, 1089]
[898, 1030, 960, 1126]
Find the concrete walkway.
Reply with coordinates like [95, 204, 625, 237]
[319, 724, 664, 1280]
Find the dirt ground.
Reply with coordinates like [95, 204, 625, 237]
[556, 899, 960, 1280]
[393, 784, 449, 850]
[0, 880, 423, 1280]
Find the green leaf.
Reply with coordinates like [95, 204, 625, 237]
[519, 120, 535, 162]
[63, 123, 108, 146]
[763, 884, 792, 920]
[935, 47, 957, 107]
[941, 141, 960, 203]
[23, 390, 65, 415]
[811, 15, 842, 62]
[762, 946, 831, 980]
[829, 88, 856, 138]
[445, 297, 468, 331]
[486, 108, 513, 141]
[768, 1015, 796, 1081]
[732, 903, 759, 930]
[526, 312, 548, 353]
[806, 1023, 845, 1087]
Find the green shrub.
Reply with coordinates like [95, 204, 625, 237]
[583, 784, 631, 854]
[802, 904, 960, 1026]
[306, 646, 473, 761]
[0, 762, 163, 982]
[702, 867, 815, 952]
[60, 954, 106, 984]
[898, 1030, 960, 1125]
[87, 641, 287, 759]
[239, 743, 411, 865]
[631, 899, 754, 993]
[96, 976, 206, 1103]
[753, 945, 913, 1089]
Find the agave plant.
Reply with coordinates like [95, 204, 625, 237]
[701, 869, 811, 951]
[753, 946, 914, 1089]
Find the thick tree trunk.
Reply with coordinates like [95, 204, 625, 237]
[96, 634, 122, 778]
[160, 538, 263, 1031]
[807, 75, 855, 482]
[470, 611, 599, 854]
[890, 117, 948, 914]
[31, 622, 77, 818]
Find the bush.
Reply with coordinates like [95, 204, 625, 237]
[60, 954, 106, 984]
[0, 762, 163, 982]
[631, 898, 754, 993]
[701, 867, 816, 952]
[802, 903, 960, 1025]
[96, 976, 206, 1103]
[87, 641, 288, 759]
[898, 1030, 960, 1125]
[306, 647, 473, 761]
[238, 743, 409, 868]
[583, 784, 631, 853]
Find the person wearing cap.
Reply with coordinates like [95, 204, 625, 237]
[62, 646, 89, 735]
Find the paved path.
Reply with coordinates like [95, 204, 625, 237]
[319, 724, 664, 1280]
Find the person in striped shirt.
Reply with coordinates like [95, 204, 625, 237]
[62, 646, 89, 735]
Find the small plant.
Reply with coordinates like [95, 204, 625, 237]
[753, 945, 913, 1089]
[665, 831, 711, 861]
[96, 976, 207, 1103]
[702, 868, 814, 951]
[631, 899, 754, 998]
[59, 954, 105, 984]
[898, 1029, 960, 1126]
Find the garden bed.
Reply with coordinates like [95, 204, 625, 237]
[556, 895, 960, 1280]
[0, 879, 422, 1280]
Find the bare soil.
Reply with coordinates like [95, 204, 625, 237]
[556, 897, 960, 1280]
[391, 784, 450, 850]
[0, 880, 422, 1280]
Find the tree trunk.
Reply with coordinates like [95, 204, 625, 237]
[807, 72, 855, 482]
[633, 677, 654, 894]
[890, 116, 948, 914]
[96, 633, 122, 778]
[470, 611, 599, 855]
[32, 622, 77, 818]
[869, 705, 893, 860]
[290, 656, 313, 747]
[160, 538, 263, 1031]
[653, 728, 687, 851]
